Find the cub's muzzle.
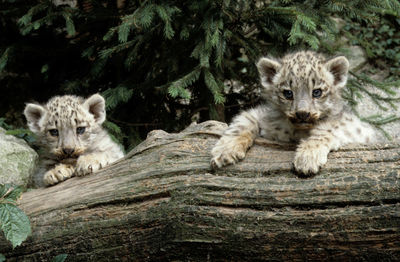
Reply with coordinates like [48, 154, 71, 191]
[288, 111, 318, 129]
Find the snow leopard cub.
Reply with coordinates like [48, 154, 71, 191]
[211, 51, 378, 175]
[24, 94, 124, 187]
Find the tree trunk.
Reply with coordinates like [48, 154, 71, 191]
[1, 121, 399, 261]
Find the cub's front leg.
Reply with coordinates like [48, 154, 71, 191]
[293, 137, 331, 176]
[43, 164, 75, 186]
[75, 152, 113, 176]
[211, 108, 264, 169]
[293, 115, 377, 176]
[211, 131, 255, 168]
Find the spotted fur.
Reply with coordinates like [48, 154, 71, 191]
[211, 51, 378, 175]
[24, 94, 124, 187]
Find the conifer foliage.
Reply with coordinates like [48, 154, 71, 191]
[0, 0, 399, 148]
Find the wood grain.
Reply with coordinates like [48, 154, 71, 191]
[1, 121, 399, 261]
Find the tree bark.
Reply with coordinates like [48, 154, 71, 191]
[1, 121, 399, 261]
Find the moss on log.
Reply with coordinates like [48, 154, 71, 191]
[1, 121, 399, 261]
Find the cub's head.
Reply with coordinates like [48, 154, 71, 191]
[24, 94, 106, 160]
[257, 51, 349, 129]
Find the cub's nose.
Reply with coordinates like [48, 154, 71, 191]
[62, 148, 75, 156]
[295, 111, 311, 121]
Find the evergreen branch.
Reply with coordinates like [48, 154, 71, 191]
[19, 14, 58, 35]
[103, 86, 134, 110]
[288, 19, 302, 45]
[4, 0, 400, 150]
[363, 114, 400, 126]
[179, 26, 190, 40]
[61, 11, 76, 36]
[371, 0, 400, 16]
[136, 3, 156, 29]
[209, 19, 223, 49]
[215, 31, 227, 69]
[17, 3, 47, 26]
[360, 114, 400, 139]
[347, 80, 390, 111]
[167, 66, 201, 99]
[230, 33, 259, 61]
[296, 13, 316, 32]
[347, 76, 400, 112]
[203, 69, 226, 104]
[81, 46, 94, 59]
[116, 3, 156, 43]
[124, 35, 146, 70]
[99, 40, 136, 59]
[118, 20, 132, 43]
[303, 33, 320, 50]
[154, 4, 180, 39]
[191, 41, 211, 68]
[90, 58, 108, 77]
[0, 47, 11, 72]
[350, 72, 400, 95]
[103, 27, 118, 42]
[260, 6, 297, 17]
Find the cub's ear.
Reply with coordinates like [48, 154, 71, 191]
[24, 103, 47, 133]
[256, 57, 282, 88]
[83, 94, 106, 124]
[324, 56, 349, 88]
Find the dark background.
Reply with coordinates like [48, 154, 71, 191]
[1, 0, 399, 150]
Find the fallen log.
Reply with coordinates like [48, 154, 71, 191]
[1, 121, 399, 261]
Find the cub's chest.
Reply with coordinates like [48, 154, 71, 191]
[259, 119, 310, 143]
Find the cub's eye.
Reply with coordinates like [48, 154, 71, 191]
[49, 129, 59, 137]
[283, 90, 293, 100]
[312, 89, 322, 98]
[76, 127, 86, 135]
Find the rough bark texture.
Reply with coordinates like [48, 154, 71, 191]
[1, 121, 399, 261]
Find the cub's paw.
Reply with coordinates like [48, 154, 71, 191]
[293, 145, 328, 176]
[210, 136, 250, 169]
[43, 164, 74, 186]
[75, 154, 110, 177]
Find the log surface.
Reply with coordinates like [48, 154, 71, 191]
[1, 121, 399, 261]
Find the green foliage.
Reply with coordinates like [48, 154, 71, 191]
[18, 3, 77, 37]
[0, 47, 11, 72]
[167, 66, 201, 100]
[0, 254, 5, 262]
[344, 17, 400, 79]
[0, 184, 32, 249]
[103, 120, 126, 152]
[204, 69, 225, 104]
[0, 184, 24, 203]
[340, 10, 400, 136]
[51, 254, 68, 262]
[5, 129, 36, 144]
[344, 72, 400, 138]
[103, 86, 133, 111]
[0, 0, 399, 148]
[0, 118, 12, 130]
[0, 118, 36, 144]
